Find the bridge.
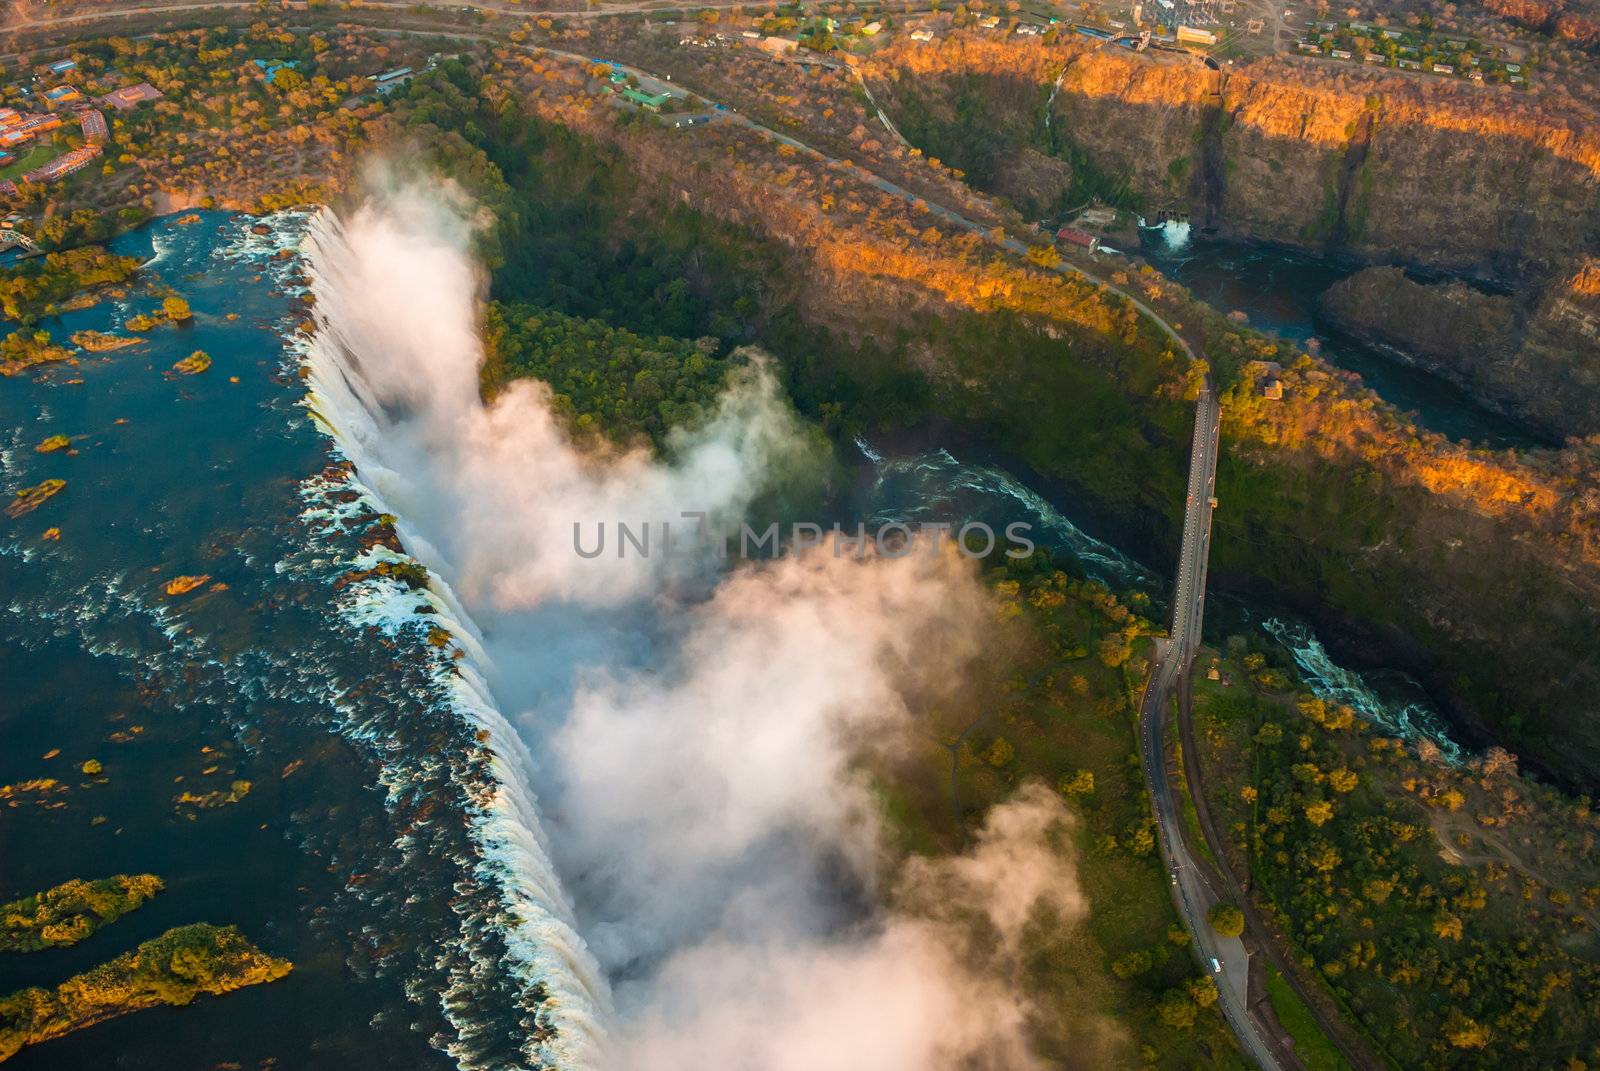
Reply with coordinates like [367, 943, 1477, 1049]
[0, 5, 1353, 1063]
[1128, 380, 1299, 1070]
[0, 229, 40, 253]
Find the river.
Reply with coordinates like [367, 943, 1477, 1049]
[0, 212, 533, 1071]
[0, 208, 1469, 1071]
[855, 441, 1466, 763]
[1136, 222, 1548, 451]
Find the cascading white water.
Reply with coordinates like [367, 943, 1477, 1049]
[1262, 617, 1464, 762]
[285, 183, 1114, 1071]
[298, 206, 614, 1069]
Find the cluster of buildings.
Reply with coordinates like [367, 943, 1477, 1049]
[0, 110, 64, 157]
[1296, 21, 1527, 84]
[0, 58, 163, 195]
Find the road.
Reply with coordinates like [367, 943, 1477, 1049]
[0, 4, 1302, 1063]
[1131, 386, 1295, 1071]
[1, 0, 785, 33]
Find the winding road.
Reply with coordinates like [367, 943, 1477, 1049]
[0, 4, 1332, 1065]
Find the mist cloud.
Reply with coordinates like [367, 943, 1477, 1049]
[303, 175, 1098, 1070]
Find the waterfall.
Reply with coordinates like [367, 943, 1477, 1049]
[1043, 69, 1065, 132]
[297, 207, 612, 1070]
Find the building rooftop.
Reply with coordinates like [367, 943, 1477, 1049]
[621, 88, 672, 109]
[100, 83, 163, 111]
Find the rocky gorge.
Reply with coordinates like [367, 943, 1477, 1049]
[1319, 259, 1600, 440]
[869, 37, 1600, 283]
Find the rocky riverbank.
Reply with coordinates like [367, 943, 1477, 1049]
[1318, 260, 1600, 440]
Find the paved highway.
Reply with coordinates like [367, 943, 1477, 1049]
[0, 5, 1298, 1062]
[1131, 388, 1290, 1071]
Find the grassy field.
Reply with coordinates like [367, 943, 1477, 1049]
[1265, 966, 1350, 1071]
[0, 139, 66, 181]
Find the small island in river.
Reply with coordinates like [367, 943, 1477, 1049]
[0, 875, 164, 953]
[0, 923, 292, 1063]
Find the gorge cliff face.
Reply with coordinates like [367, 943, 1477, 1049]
[870, 39, 1600, 281]
[1319, 261, 1600, 439]
[493, 56, 1600, 786]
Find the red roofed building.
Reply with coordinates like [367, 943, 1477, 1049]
[100, 82, 163, 111]
[1056, 226, 1101, 252]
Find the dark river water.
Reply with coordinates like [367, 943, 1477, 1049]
[1135, 224, 1547, 451]
[0, 210, 1477, 1071]
[0, 213, 532, 1071]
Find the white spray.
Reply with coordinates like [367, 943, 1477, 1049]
[299, 179, 1098, 1071]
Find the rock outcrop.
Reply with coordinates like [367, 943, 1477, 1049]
[1319, 260, 1600, 439]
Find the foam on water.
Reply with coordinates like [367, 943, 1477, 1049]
[859, 442, 1157, 591]
[1153, 219, 1191, 251]
[295, 207, 610, 1070]
[1263, 616, 1465, 762]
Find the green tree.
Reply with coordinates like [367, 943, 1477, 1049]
[1058, 769, 1095, 798]
[1157, 988, 1198, 1029]
[1207, 903, 1245, 938]
[985, 737, 1015, 767]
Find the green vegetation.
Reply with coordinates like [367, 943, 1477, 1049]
[0, 329, 73, 377]
[375, 101, 1227, 1050]
[380, 64, 1600, 1065]
[869, 553, 1244, 1068]
[883, 72, 1030, 193]
[1194, 640, 1600, 1069]
[1206, 902, 1245, 938]
[170, 350, 211, 375]
[0, 923, 291, 1063]
[392, 66, 936, 437]
[0, 875, 163, 953]
[0, 246, 140, 323]
[1265, 966, 1350, 1071]
[483, 304, 735, 450]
